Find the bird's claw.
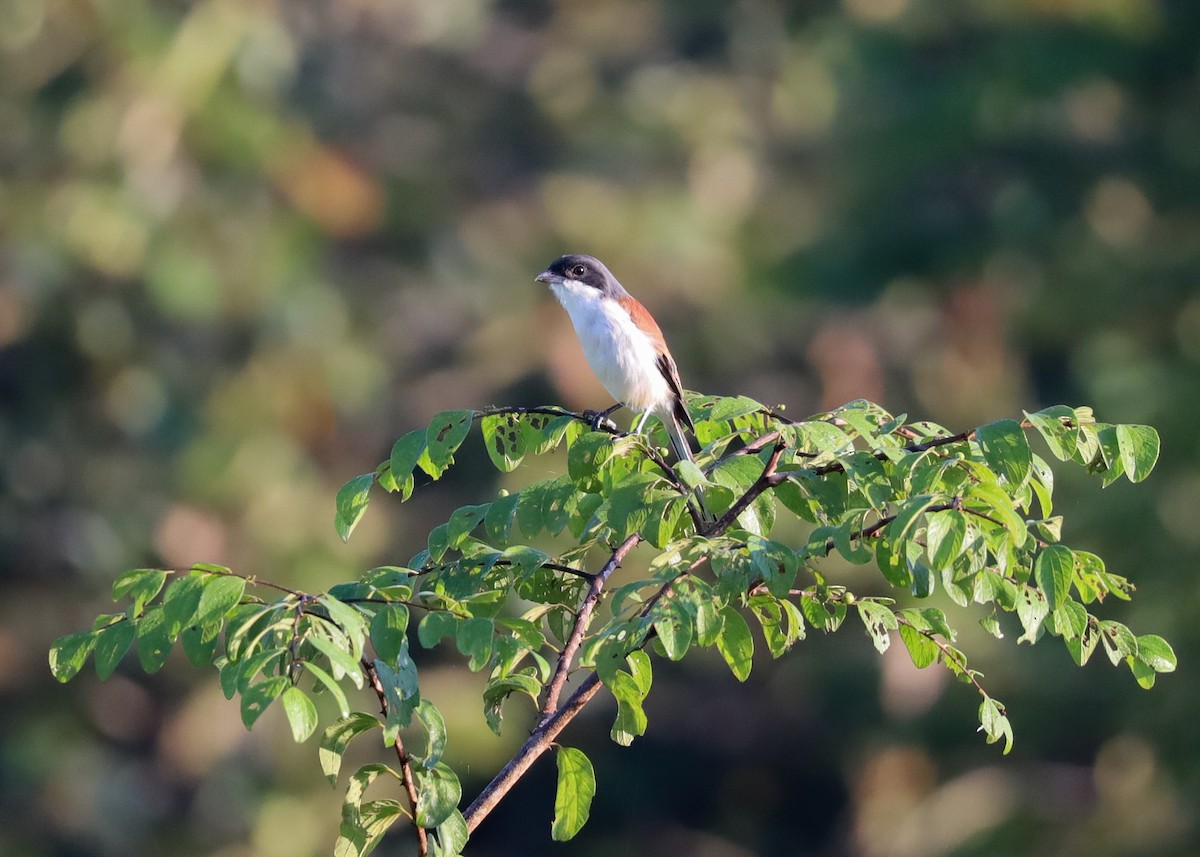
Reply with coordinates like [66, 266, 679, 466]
[584, 409, 619, 433]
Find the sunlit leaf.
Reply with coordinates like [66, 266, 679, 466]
[281, 686, 319, 742]
[715, 606, 754, 680]
[49, 631, 98, 683]
[320, 712, 381, 785]
[552, 747, 596, 841]
[335, 473, 375, 542]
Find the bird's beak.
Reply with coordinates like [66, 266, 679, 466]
[535, 271, 560, 285]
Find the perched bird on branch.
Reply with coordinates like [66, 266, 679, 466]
[537, 254, 699, 463]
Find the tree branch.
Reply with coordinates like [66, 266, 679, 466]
[364, 659, 428, 856]
[539, 534, 643, 720]
[702, 440, 788, 536]
[464, 671, 604, 833]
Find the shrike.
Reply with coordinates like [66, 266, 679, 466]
[536, 254, 698, 462]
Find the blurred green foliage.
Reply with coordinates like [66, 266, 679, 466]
[3, 0, 1199, 855]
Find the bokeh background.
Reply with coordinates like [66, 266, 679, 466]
[3, 0, 1198, 855]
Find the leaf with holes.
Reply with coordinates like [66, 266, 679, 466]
[1116, 425, 1159, 483]
[482, 412, 527, 472]
[423, 410, 474, 479]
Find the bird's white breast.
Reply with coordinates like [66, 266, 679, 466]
[549, 281, 670, 414]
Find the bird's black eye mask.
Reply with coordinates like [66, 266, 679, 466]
[545, 254, 612, 291]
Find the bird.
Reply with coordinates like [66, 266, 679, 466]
[536, 254, 699, 463]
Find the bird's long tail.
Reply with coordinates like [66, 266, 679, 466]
[661, 408, 714, 527]
[665, 411, 696, 464]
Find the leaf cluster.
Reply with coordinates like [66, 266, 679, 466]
[50, 396, 1172, 854]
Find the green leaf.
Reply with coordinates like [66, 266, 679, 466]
[607, 472, 659, 539]
[1034, 545, 1074, 612]
[194, 574, 247, 626]
[484, 492, 520, 544]
[320, 596, 369, 659]
[427, 523, 451, 563]
[898, 624, 938, 668]
[711, 455, 775, 536]
[714, 607, 754, 681]
[320, 712, 381, 785]
[389, 429, 426, 501]
[336, 473, 376, 542]
[301, 660, 351, 718]
[241, 676, 289, 728]
[963, 481, 1028, 547]
[415, 761, 462, 829]
[237, 647, 287, 692]
[844, 452, 893, 511]
[375, 647, 421, 742]
[432, 810, 469, 857]
[136, 608, 174, 673]
[708, 394, 765, 422]
[626, 650, 653, 696]
[856, 600, 898, 654]
[335, 764, 402, 857]
[483, 672, 542, 734]
[925, 509, 967, 569]
[1091, 424, 1125, 485]
[161, 574, 204, 636]
[369, 603, 410, 666]
[607, 670, 649, 747]
[423, 410, 475, 478]
[49, 631, 98, 682]
[418, 612, 460, 649]
[552, 746, 596, 841]
[694, 593, 723, 647]
[978, 697, 1014, 754]
[567, 432, 614, 489]
[875, 534, 912, 589]
[1129, 656, 1157, 689]
[1024, 406, 1079, 461]
[1099, 620, 1138, 667]
[181, 621, 221, 666]
[1015, 586, 1049, 644]
[1116, 425, 1160, 483]
[481, 413, 527, 472]
[515, 482, 549, 538]
[281, 686, 319, 742]
[653, 598, 693, 661]
[415, 699, 448, 769]
[308, 636, 366, 689]
[832, 516, 873, 565]
[644, 495, 685, 550]
[447, 504, 489, 549]
[112, 569, 168, 614]
[1029, 454, 1055, 517]
[1066, 615, 1101, 666]
[1136, 634, 1177, 673]
[675, 459, 708, 489]
[94, 621, 135, 680]
[456, 617, 494, 672]
[975, 419, 1033, 490]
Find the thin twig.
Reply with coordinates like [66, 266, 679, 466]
[363, 659, 429, 856]
[539, 534, 643, 720]
[894, 617, 990, 700]
[414, 559, 593, 581]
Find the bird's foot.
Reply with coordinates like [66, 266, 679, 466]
[584, 404, 621, 433]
